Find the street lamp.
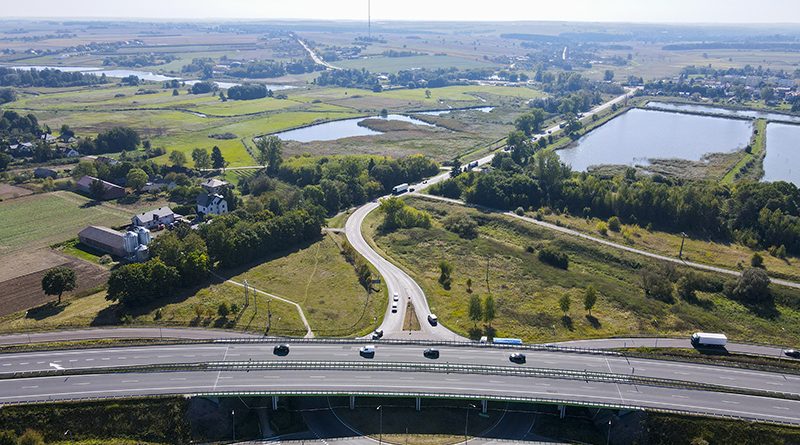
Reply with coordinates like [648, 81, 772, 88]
[606, 418, 612, 445]
[377, 405, 383, 445]
[464, 403, 476, 444]
[231, 410, 236, 441]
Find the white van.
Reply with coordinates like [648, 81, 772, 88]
[427, 314, 438, 325]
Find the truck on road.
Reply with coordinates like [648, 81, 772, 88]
[479, 336, 523, 345]
[392, 183, 409, 195]
[690, 332, 727, 348]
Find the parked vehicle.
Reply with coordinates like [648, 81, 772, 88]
[359, 345, 375, 357]
[509, 353, 526, 364]
[423, 348, 440, 359]
[784, 349, 800, 359]
[392, 183, 409, 195]
[427, 313, 438, 326]
[372, 329, 384, 340]
[690, 332, 727, 348]
[273, 344, 290, 355]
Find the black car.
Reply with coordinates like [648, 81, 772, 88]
[785, 349, 800, 359]
[509, 353, 526, 364]
[423, 348, 440, 359]
[273, 344, 290, 356]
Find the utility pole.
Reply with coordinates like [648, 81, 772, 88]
[678, 232, 687, 258]
[485, 256, 490, 293]
[464, 403, 476, 444]
[243, 279, 249, 307]
[377, 405, 383, 445]
[266, 299, 272, 334]
[231, 410, 236, 441]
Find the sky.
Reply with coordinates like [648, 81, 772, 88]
[2, 0, 799, 23]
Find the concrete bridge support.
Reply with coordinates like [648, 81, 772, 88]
[350, 395, 356, 410]
[481, 399, 488, 414]
[272, 395, 278, 410]
[416, 397, 421, 411]
[559, 405, 566, 419]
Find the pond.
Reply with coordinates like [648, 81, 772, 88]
[556, 108, 753, 171]
[763, 123, 800, 186]
[274, 114, 437, 142]
[646, 102, 800, 124]
[415, 106, 495, 116]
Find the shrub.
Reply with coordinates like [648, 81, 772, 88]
[443, 214, 479, 239]
[608, 216, 621, 232]
[515, 206, 525, 216]
[751, 252, 764, 268]
[596, 221, 608, 236]
[538, 246, 569, 269]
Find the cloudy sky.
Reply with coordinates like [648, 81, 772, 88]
[2, 0, 799, 23]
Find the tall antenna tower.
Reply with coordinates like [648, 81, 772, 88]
[368, 0, 372, 39]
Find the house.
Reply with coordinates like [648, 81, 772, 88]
[96, 156, 119, 166]
[34, 167, 58, 179]
[75, 175, 126, 200]
[78, 225, 150, 261]
[41, 134, 57, 144]
[132, 207, 176, 229]
[65, 148, 80, 158]
[200, 178, 229, 194]
[197, 193, 228, 216]
[142, 180, 177, 193]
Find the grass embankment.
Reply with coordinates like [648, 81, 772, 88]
[619, 347, 800, 372]
[530, 209, 800, 282]
[722, 118, 767, 184]
[0, 397, 191, 444]
[364, 197, 800, 344]
[0, 233, 382, 338]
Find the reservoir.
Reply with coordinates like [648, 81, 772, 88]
[763, 123, 800, 186]
[646, 102, 800, 124]
[275, 114, 437, 142]
[557, 108, 753, 171]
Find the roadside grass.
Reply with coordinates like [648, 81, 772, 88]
[326, 206, 357, 229]
[226, 233, 384, 337]
[0, 191, 129, 255]
[0, 281, 307, 337]
[534, 210, 800, 282]
[363, 197, 800, 344]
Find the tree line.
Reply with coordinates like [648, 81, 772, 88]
[431, 150, 800, 255]
[0, 67, 107, 88]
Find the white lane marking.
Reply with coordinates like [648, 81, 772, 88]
[22, 386, 38, 389]
[671, 395, 689, 399]
[74, 382, 90, 386]
[121, 380, 139, 383]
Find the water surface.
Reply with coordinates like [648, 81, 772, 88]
[275, 114, 437, 142]
[646, 102, 800, 124]
[763, 123, 800, 185]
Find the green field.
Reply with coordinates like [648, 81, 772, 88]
[337, 54, 495, 72]
[365, 197, 800, 344]
[0, 191, 130, 256]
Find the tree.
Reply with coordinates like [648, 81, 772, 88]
[559, 294, 571, 317]
[211, 146, 226, 169]
[425, 89, 432, 99]
[172, 88, 180, 96]
[604, 70, 615, 81]
[217, 302, 230, 318]
[0, 430, 17, 445]
[730, 267, 771, 303]
[255, 136, 283, 174]
[191, 147, 211, 169]
[17, 430, 44, 445]
[71, 160, 97, 179]
[439, 260, 453, 289]
[59, 124, 75, 141]
[483, 294, 496, 325]
[94, 127, 140, 152]
[126, 168, 148, 192]
[466, 277, 473, 293]
[169, 150, 187, 168]
[450, 157, 462, 178]
[468, 294, 483, 326]
[583, 286, 597, 316]
[676, 276, 696, 301]
[641, 267, 674, 303]
[89, 178, 106, 200]
[514, 108, 545, 136]
[41, 266, 76, 304]
[0, 152, 10, 171]
[751, 252, 764, 268]
[607, 216, 621, 232]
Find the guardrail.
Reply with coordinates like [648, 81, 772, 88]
[2, 360, 797, 402]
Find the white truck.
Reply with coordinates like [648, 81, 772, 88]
[690, 332, 727, 348]
[392, 183, 409, 195]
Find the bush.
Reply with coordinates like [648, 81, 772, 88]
[537, 246, 569, 269]
[608, 216, 621, 232]
[641, 267, 674, 303]
[515, 206, 525, 216]
[596, 221, 608, 236]
[729, 267, 771, 303]
[442, 214, 479, 239]
[751, 252, 764, 268]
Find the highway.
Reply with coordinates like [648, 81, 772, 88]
[2, 343, 798, 397]
[2, 367, 800, 425]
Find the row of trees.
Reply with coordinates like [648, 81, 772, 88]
[227, 84, 271, 100]
[0, 68, 107, 88]
[431, 151, 800, 255]
[76, 126, 141, 154]
[191, 146, 227, 170]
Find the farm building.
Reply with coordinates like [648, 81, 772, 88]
[34, 167, 58, 179]
[78, 225, 150, 262]
[132, 207, 176, 229]
[197, 193, 228, 216]
[75, 175, 126, 200]
[200, 178, 229, 194]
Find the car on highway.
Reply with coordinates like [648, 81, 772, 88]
[427, 314, 438, 326]
[359, 345, 375, 357]
[423, 348, 440, 359]
[393, 293, 400, 302]
[509, 353, 526, 364]
[372, 329, 384, 340]
[391, 302, 398, 313]
[273, 344, 290, 356]
[785, 349, 800, 359]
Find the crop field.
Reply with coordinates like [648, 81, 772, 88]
[336, 54, 495, 72]
[364, 197, 800, 344]
[0, 191, 130, 256]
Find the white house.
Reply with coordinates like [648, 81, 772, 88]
[197, 193, 228, 216]
[132, 207, 176, 229]
[200, 178, 229, 194]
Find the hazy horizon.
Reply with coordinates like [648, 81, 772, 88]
[2, 0, 799, 24]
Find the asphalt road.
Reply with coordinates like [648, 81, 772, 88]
[0, 327, 261, 346]
[3, 343, 798, 397]
[2, 368, 799, 425]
